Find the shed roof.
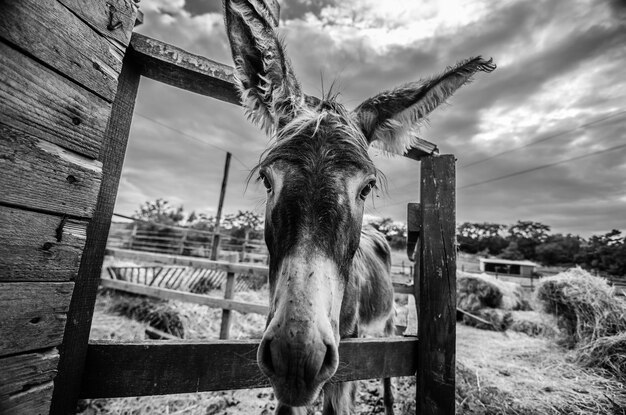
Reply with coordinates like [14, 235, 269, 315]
[479, 257, 539, 267]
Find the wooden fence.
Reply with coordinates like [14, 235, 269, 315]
[49, 27, 456, 415]
[108, 219, 268, 261]
[101, 248, 416, 339]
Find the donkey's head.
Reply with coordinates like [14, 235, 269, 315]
[224, 0, 494, 406]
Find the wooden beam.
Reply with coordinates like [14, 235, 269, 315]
[406, 202, 421, 261]
[403, 137, 439, 161]
[128, 33, 440, 161]
[219, 272, 236, 339]
[130, 33, 240, 105]
[0, 123, 102, 219]
[50, 53, 141, 415]
[106, 248, 270, 276]
[0, 206, 88, 282]
[392, 282, 414, 295]
[80, 337, 418, 398]
[0, 283, 73, 357]
[211, 152, 231, 260]
[100, 278, 268, 315]
[0, 348, 59, 396]
[0, 41, 110, 159]
[417, 155, 456, 415]
[0, 0, 127, 102]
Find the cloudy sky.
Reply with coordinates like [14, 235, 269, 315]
[114, 0, 626, 237]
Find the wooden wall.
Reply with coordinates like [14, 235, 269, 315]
[0, 1, 138, 413]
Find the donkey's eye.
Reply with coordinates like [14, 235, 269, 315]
[359, 181, 376, 200]
[260, 174, 272, 193]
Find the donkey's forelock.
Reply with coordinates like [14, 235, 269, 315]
[251, 98, 377, 177]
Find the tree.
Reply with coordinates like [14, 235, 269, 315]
[131, 199, 187, 253]
[133, 198, 185, 225]
[366, 216, 407, 250]
[507, 220, 551, 260]
[456, 222, 508, 255]
[222, 210, 265, 244]
[535, 234, 581, 266]
[575, 230, 626, 276]
[498, 241, 524, 260]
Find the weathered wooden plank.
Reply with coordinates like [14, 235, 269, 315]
[392, 282, 414, 295]
[0, 0, 127, 102]
[80, 337, 418, 398]
[0, 381, 54, 415]
[101, 278, 269, 315]
[0, 206, 88, 282]
[130, 33, 240, 104]
[0, 282, 73, 357]
[0, 41, 110, 159]
[107, 248, 270, 277]
[406, 202, 421, 261]
[219, 272, 237, 339]
[417, 155, 456, 415]
[0, 122, 102, 218]
[403, 137, 439, 161]
[50, 56, 141, 415]
[0, 348, 59, 396]
[57, 0, 139, 46]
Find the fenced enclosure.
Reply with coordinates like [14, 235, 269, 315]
[107, 214, 268, 261]
[0, 2, 456, 414]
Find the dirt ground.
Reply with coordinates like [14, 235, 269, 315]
[79, 288, 626, 415]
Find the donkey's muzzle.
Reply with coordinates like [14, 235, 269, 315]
[258, 326, 339, 406]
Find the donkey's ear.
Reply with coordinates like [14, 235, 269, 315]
[354, 57, 496, 154]
[224, 0, 304, 134]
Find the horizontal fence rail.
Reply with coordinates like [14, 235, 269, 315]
[105, 248, 413, 295]
[106, 248, 269, 276]
[101, 279, 268, 315]
[80, 337, 418, 398]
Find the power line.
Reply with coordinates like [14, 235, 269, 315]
[134, 112, 251, 170]
[375, 141, 626, 207]
[458, 142, 626, 190]
[461, 110, 626, 168]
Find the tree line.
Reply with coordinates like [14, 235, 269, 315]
[457, 220, 626, 277]
[129, 199, 624, 276]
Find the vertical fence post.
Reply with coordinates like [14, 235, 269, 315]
[219, 271, 236, 339]
[129, 221, 137, 250]
[210, 152, 231, 261]
[416, 155, 456, 415]
[50, 53, 141, 415]
[178, 228, 189, 255]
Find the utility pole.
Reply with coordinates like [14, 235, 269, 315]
[210, 152, 231, 260]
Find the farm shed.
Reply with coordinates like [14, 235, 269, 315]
[479, 257, 539, 287]
[0, 1, 457, 414]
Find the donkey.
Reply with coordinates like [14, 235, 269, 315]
[223, 1, 495, 413]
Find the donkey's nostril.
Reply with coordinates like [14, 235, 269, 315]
[259, 338, 275, 376]
[317, 342, 339, 382]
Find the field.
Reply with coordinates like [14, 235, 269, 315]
[77, 255, 626, 414]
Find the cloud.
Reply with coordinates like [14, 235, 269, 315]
[115, 0, 626, 238]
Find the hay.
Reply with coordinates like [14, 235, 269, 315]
[461, 308, 513, 331]
[457, 271, 530, 312]
[576, 332, 626, 383]
[109, 293, 185, 338]
[509, 311, 559, 337]
[457, 324, 626, 414]
[535, 267, 626, 346]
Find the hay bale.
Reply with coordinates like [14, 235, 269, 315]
[462, 308, 513, 331]
[509, 311, 558, 337]
[109, 293, 185, 338]
[576, 332, 626, 383]
[535, 267, 626, 346]
[457, 271, 529, 312]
